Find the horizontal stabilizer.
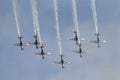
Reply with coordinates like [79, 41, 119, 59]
[16, 36, 24, 39]
[33, 35, 37, 38]
[27, 42, 40, 45]
[73, 31, 77, 33]
[72, 50, 88, 54]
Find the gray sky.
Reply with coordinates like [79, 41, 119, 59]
[0, 0, 120, 80]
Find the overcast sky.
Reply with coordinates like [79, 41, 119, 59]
[0, 0, 120, 80]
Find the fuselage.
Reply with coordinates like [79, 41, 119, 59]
[35, 39, 39, 48]
[96, 34, 100, 47]
[19, 38, 23, 50]
[40, 47, 45, 59]
[34, 36, 39, 48]
[75, 33, 78, 41]
[61, 56, 64, 68]
[79, 44, 82, 57]
[74, 33, 78, 45]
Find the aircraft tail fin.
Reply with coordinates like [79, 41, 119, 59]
[94, 33, 100, 36]
[59, 54, 65, 57]
[40, 42, 46, 48]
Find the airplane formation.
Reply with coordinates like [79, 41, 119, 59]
[13, 0, 107, 69]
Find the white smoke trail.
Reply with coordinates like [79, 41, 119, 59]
[54, 0, 62, 55]
[12, 0, 21, 37]
[71, 0, 81, 44]
[90, 0, 99, 34]
[31, 0, 42, 44]
[31, 0, 37, 35]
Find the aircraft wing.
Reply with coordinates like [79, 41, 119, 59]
[91, 40, 98, 43]
[14, 43, 20, 46]
[54, 61, 62, 64]
[34, 52, 52, 56]
[54, 61, 72, 64]
[72, 51, 79, 53]
[14, 43, 29, 46]
[69, 38, 75, 40]
[34, 52, 47, 55]
[64, 61, 72, 64]
[34, 53, 42, 55]
[91, 40, 107, 43]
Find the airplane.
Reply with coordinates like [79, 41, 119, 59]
[69, 31, 85, 45]
[14, 36, 24, 50]
[69, 31, 79, 45]
[72, 43, 84, 58]
[34, 45, 51, 59]
[54, 54, 72, 68]
[91, 33, 107, 48]
[28, 35, 40, 49]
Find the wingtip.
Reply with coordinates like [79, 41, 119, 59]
[102, 40, 107, 43]
[81, 38, 86, 41]
[26, 42, 31, 46]
[68, 61, 72, 64]
[47, 52, 52, 55]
